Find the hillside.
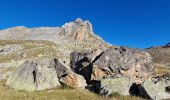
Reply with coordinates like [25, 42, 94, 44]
[0, 18, 170, 100]
[0, 18, 110, 79]
[145, 43, 170, 75]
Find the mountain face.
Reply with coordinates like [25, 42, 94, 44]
[0, 18, 94, 42]
[0, 18, 110, 70]
[0, 18, 170, 100]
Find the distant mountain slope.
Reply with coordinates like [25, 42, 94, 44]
[145, 43, 170, 74]
[0, 18, 105, 44]
[0, 18, 110, 52]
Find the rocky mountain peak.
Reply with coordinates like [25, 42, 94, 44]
[0, 18, 96, 42]
[61, 18, 93, 41]
[74, 18, 84, 25]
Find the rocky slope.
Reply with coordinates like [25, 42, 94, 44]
[0, 18, 110, 79]
[0, 18, 110, 61]
[0, 18, 170, 100]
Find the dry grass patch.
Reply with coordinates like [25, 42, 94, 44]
[154, 65, 170, 75]
[0, 80, 144, 100]
[0, 40, 60, 63]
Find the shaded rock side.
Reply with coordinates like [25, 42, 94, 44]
[70, 49, 104, 82]
[6, 58, 61, 91]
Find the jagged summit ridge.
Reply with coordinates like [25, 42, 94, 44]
[0, 18, 94, 41]
[0, 18, 110, 68]
[61, 18, 93, 41]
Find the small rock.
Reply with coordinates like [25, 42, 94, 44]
[59, 72, 87, 89]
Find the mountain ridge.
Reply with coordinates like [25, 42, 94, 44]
[0, 18, 110, 72]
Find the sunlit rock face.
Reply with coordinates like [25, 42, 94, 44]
[61, 18, 94, 41]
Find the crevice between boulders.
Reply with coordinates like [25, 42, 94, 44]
[129, 83, 151, 99]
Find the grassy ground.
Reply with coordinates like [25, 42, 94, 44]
[0, 80, 144, 100]
[154, 64, 170, 75]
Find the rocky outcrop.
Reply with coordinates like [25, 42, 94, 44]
[61, 18, 93, 41]
[70, 47, 154, 84]
[6, 58, 87, 91]
[69, 46, 157, 98]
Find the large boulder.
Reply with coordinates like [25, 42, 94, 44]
[54, 59, 87, 89]
[95, 77, 133, 96]
[93, 47, 154, 84]
[6, 58, 87, 91]
[70, 47, 154, 84]
[6, 58, 61, 91]
[70, 49, 103, 82]
[141, 74, 170, 100]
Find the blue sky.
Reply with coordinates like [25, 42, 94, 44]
[0, 0, 170, 48]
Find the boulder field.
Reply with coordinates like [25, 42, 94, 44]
[6, 46, 170, 100]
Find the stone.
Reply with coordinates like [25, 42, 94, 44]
[142, 74, 170, 100]
[6, 58, 87, 91]
[59, 72, 87, 89]
[6, 58, 61, 91]
[70, 50, 91, 73]
[91, 65, 108, 80]
[70, 47, 154, 84]
[54, 59, 87, 89]
[93, 46, 154, 84]
[70, 49, 103, 82]
[95, 77, 133, 96]
[54, 59, 69, 78]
